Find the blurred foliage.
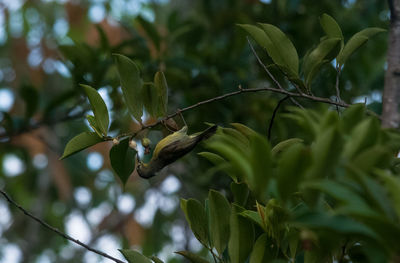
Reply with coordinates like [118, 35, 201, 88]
[0, 0, 392, 262]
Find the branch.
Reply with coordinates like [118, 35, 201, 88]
[114, 85, 351, 140]
[246, 37, 303, 108]
[382, 0, 400, 128]
[0, 108, 86, 141]
[0, 188, 126, 263]
[268, 96, 290, 140]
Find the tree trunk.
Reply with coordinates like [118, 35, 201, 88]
[383, 0, 400, 128]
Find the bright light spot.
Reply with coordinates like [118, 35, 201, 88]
[60, 245, 75, 260]
[160, 175, 181, 194]
[53, 18, 69, 38]
[125, 0, 141, 15]
[74, 187, 92, 207]
[2, 154, 25, 177]
[87, 152, 103, 171]
[170, 224, 186, 245]
[87, 202, 112, 226]
[89, 4, 106, 23]
[9, 11, 23, 38]
[65, 211, 92, 244]
[0, 25, 7, 45]
[371, 90, 382, 103]
[25, 8, 40, 25]
[157, 243, 176, 263]
[0, 88, 15, 111]
[189, 234, 203, 252]
[397, 151, 400, 158]
[159, 195, 178, 215]
[3, 0, 24, 11]
[134, 189, 161, 227]
[43, 58, 56, 74]
[33, 153, 48, 169]
[28, 47, 43, 67]
[95, 169, 114, 189]
[27, 25, 45, 47]
[117, 194, 136, 214]
[0, 201, 12, 235]
[54, 61, 71, 77]
[260, 0, 271, 3]
[0, 244, 22, 263]
[140, 8, 155, 22]
[36, 250, 56, 263]
[98, 87, 113, 113]
[94, 235, 124, 261]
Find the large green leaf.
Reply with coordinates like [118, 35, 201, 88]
[271, 138, 304, 157]
[154, 71, 168, 117]
[184, 199, 209, 246]
[113, 54, 143, 121]
[249, 133, 272, 201]
[249, 234, 273, 263]
[229, 205, 254, 263]
[142, 83, 159, 118]
[231, 182, 249, 206]
[60, 132, 103, 160]
[303, 38, 341, 88]
[337, 27, 386, 66]
[319, 14, 343, 47]
[81, 84, 109, 136]
[109, 138, 137, 186]
[277, 143, 311, 201]
[208, 190, 231, 255]
[258, 23, 299, 78]
[377, 170, 400, 219]
[119, 249, 152, 263]
[342, 118, 379, 159]
[175, 251, 210, 263]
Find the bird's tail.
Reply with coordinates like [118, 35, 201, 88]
[197, 125, 218, 141]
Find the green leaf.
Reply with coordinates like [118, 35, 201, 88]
[208, 190, 231, 255]
[229, 205, 254, 263]
[308, 127, 342, 179]
[154, 71, 168, 116]
[60, 132, 103, 160]
[119, 249, 152, 263]
[271, 138, 304, 157]
[231, 182, 249, 206]
[249, 133, 272, 201]
[377, 170, 400, 219]
[240, 210, 266, 231]
[136, 16, 161, 51]
[337, 27, 386, 66]
[341, 103, 366, 133]
[277, 143, 311, 201]
[249, 234, 273, 263]
[142, 83, 159, 118]
[86, 115, 102, 138]
[258, 23, 299, 78]
[149, 256, 164, 263]
[81, 84, 109, 136]
[113, 54, 143, 121]
[303, 38, 341, 88]
[319, 14, 343, 47]
[343, 118, 379, 159]
[110, 138, 137, 185]
[175, 251, 210, 263]
[185, 199, 209, 246]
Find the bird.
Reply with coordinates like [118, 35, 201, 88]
[137, 125, 218, 178]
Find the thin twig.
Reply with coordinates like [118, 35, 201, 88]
[0, 109, 86, 141]
[113, 85, 351, 140]
[0, 188, 126, 263]
[247, 37, 303, 108]
[335, 66, 342, 102]
[268, 96, 290, 140]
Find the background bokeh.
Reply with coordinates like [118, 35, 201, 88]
[0, 0, 389, 262]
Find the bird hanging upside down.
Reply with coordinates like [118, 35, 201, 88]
[137, 125, 218, 178]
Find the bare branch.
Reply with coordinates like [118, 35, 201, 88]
[268, 96, 290, 140]
[0, 188, 126, 263]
